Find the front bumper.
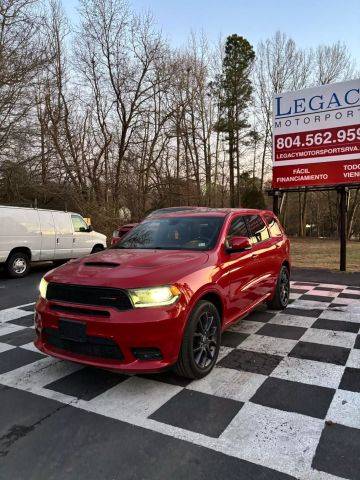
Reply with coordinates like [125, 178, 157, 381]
[34, 296, 187, 373]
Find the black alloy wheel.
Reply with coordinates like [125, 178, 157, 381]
[279, 267, 290, 306]
[267, 265, 290, 310]
[174, 300, 221, 379]
[193, 310, 219, 369]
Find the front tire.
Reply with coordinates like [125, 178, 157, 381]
[6, 252, 30, 278]
[267, 265, 290, 310]
[91, 244, 104, 254]
[174, 300, 221, 379]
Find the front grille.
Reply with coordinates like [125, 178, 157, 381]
[50, 304, 110, 317]
[43, 327, 124, 361]
[47, 283, 132, 310]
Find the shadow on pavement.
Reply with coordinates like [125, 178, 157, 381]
[292, 267, 360, 287]
[0, 262, 54, 310]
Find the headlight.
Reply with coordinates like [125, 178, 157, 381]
[127, 285, 180, 308]
[39, 277, 48, 299]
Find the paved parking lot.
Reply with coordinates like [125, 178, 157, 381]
[0, 271, 359, 479]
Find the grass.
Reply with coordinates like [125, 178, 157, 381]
[290, 237, 360, 273]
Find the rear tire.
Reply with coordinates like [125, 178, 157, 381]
[6, 252, 30, 278]
[267, 265, 290, 310]
[174, 300, 221, 379]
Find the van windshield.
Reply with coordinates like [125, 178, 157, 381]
[112, 216, 224, 251]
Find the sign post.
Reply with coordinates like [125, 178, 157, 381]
[270, 79, 360, 271]
[338, 187, 348, 271]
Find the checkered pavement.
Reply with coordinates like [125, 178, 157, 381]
[0, 282, 359, 480]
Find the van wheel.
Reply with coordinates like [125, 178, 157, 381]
[6, 252, 30, 278]
[174, 300, 221, 379]
[267, 265, 290, 310]
[91, 245, 104, 254]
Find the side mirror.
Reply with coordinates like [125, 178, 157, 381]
[226, 236, 252, 253]
[79, 225, 93, 232]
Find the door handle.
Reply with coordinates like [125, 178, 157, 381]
[56, 238, 59, 244]
[251, 253, 258, 259]
[275, 243, 280, 249]
[73, 238, 76, 243]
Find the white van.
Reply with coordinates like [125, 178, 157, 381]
[0, 206, 107, 277]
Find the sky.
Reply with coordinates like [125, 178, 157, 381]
[62, 0, 360, 66]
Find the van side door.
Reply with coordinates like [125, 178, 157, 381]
[39, 210, 56, 260]
[52, 212, 73, 259]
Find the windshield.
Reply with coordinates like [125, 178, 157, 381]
[113, 216, 224, 251]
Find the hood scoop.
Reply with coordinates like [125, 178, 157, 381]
[84, 261, 120, 268]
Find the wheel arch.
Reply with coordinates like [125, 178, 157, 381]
[282, 259, 290, 273]
[91, 243, 104, 253]
[6, 246, 32, 262]
[191, 289, 224, 325]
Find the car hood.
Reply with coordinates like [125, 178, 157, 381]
[47, 248, 210, 288]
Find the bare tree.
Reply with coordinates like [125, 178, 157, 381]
[0, 0, 46, 160]
[254, 31, 312, 190]
[313, 42, 356, 85]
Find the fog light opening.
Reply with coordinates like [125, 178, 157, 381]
[132, 348, 163, 361]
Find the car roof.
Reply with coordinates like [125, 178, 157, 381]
[148, 208, 274, 219]
[119, 223, 138, 228]
[147, 206, 202, 216]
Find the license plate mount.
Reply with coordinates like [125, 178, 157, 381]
[59, 319, 86, 343]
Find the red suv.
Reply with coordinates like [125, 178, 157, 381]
[35, 209, 290, 379]
[111, 223, 138, 246]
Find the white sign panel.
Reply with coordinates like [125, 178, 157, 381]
[272, 79, 360, 188]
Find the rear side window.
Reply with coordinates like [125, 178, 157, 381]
[245, 215, 270, 243]
[264, 214, 283, 237]
[53, 212, 72, 235]
[227, 216, 248, 239]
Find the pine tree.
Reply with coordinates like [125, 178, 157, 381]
[215, 35, 255, 207]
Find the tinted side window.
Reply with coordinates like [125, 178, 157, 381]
[264, 214, 282, 237]
[227, 216, 248, 239]
[245, 215, 270, 243]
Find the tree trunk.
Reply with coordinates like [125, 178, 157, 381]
[260, 118, 270, 190]
[229, 130, 236, 207]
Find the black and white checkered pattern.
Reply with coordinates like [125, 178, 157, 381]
[0, 282, 359, 480]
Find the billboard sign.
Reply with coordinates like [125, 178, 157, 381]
[272, 79, 360, 189]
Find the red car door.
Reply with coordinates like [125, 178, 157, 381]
[220, 215, 260, 326]
[244, 214, 278, 298]
[263, 212, 286, 282]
